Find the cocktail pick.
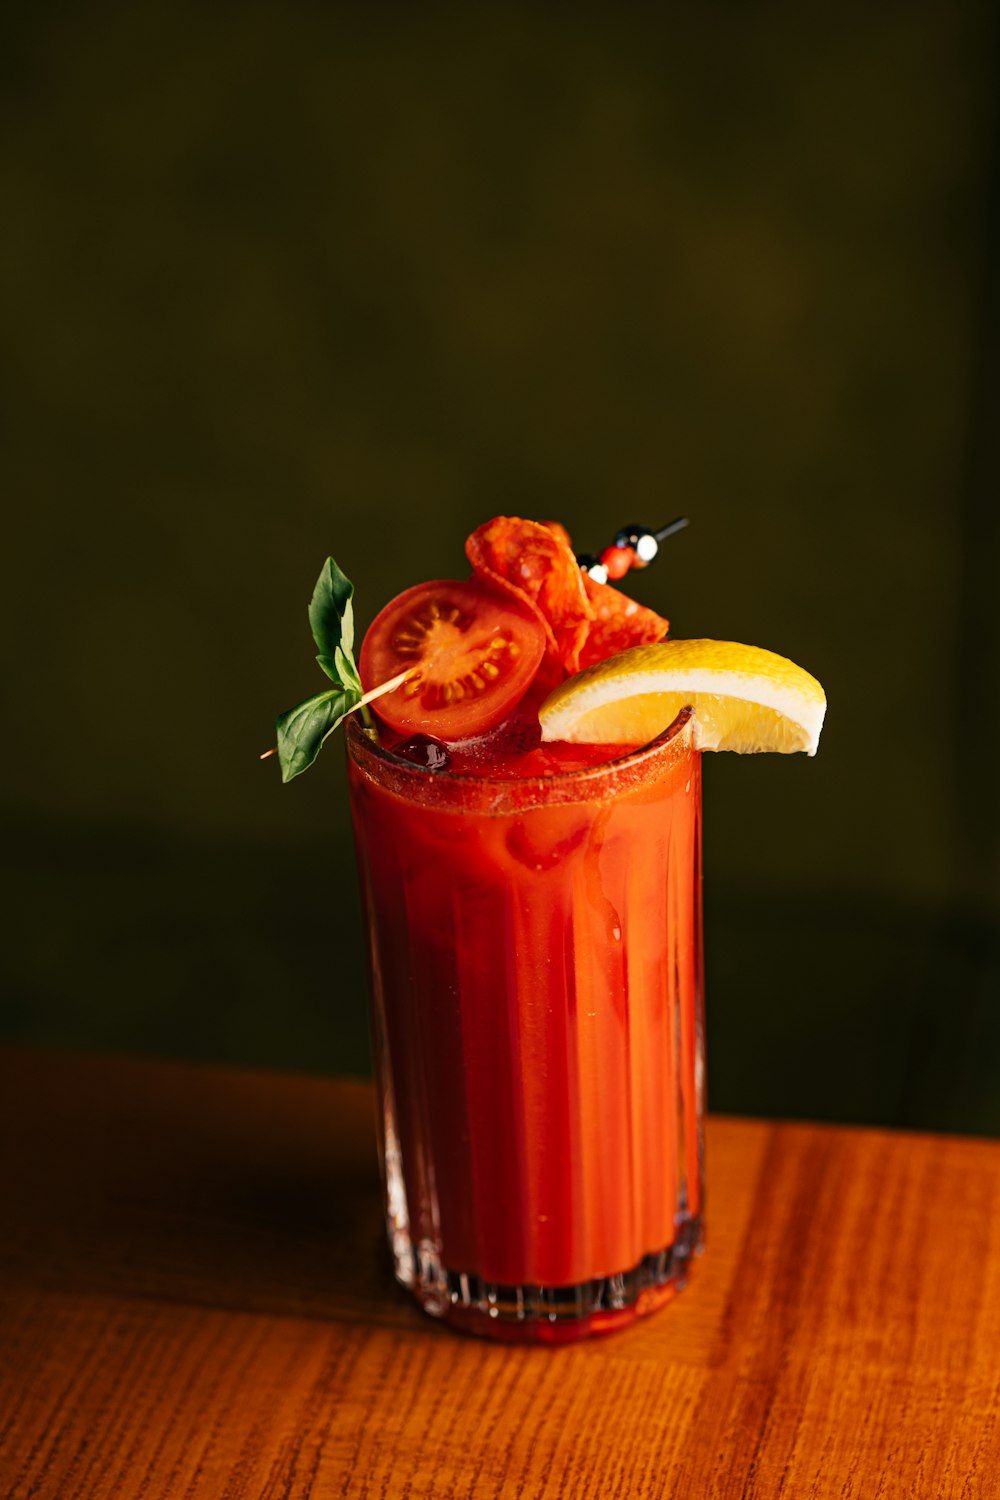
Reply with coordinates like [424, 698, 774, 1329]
[577, 516, 689, 584]
[259, 667, 416, 760]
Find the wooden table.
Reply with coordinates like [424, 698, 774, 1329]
[1, 1049, 998, 1498]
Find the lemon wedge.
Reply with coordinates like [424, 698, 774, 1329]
[538, 640, 827, 754]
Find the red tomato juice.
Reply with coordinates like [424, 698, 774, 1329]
[345, 707, 704, 1342]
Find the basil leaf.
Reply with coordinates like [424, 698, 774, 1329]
[316, 644, 363, 690]
[271, 557, 367, 782]
[309, 557, 356, 667]
[275, 687, 360, 783]
[334, 644, 363, 692]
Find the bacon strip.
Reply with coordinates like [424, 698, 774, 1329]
[578, 572, 669, 669]
[466, 515, 669, 678]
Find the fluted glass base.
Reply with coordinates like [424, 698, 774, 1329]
[391, 1217, 704, 1344]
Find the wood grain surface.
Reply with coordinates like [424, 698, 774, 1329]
[1, 1048, 999, 1498]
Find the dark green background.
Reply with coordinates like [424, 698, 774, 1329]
[3, 4, 999, 1130]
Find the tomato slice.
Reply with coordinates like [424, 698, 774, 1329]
[359, 579, 547, 739]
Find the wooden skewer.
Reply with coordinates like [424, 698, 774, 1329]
[260, 667, 417, 761]
[352, 665, 416, 708]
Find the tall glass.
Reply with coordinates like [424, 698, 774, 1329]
[345, 709, 704, 1343]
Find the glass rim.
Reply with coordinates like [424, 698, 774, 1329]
[345, 707, 696, 813]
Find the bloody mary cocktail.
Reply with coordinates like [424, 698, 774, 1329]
[272, 513, 824, 1342]
[346, 707, 704, 1343]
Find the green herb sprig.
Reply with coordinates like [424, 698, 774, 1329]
[271, 558, 365, 783]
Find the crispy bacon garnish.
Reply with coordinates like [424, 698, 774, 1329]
[466, 515, 669, 679]
[578, 572, 669, 669]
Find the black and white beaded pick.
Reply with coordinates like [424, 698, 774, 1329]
[577, 517, 689, 583]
